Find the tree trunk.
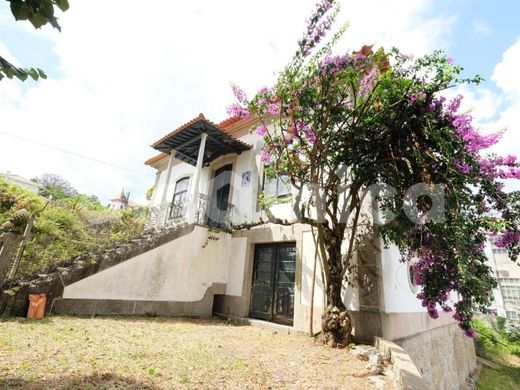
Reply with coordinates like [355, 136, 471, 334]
[321, 238, 352, 347]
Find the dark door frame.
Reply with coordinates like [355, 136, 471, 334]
[207, 163, 233, 228]
[249, 242, 296, 326]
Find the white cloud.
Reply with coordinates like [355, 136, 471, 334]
[488, 38, 520, 157]
[0, 0, 457, 203]
[472, 20, 492, 38]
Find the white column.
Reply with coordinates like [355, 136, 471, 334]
[161, 151, 176, 205]
[149, 171, 160, 207]
[187, 133, 208, 224]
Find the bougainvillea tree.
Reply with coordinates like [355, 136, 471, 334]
[229, 0, 520, 346]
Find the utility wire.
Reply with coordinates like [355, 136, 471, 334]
[0, 130, 154, 177]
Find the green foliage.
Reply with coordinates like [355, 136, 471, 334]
[473, 319, 520, 390]
[1, 0, 69, 82]
[496, 316, 506, 333]
[145, 187, 153, 202]
[0, 177, 147, 278]
[8, 0, 69, 30]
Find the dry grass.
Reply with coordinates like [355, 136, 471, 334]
[0, 316, 384, 389]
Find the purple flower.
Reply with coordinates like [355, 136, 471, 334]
[256, 124, 268, 136]
[231, 84, 247, 101]
[266, 103, 280, 116]
[260, 148, 272, 163]
[306, 131, 317, 144]
[455, 161, 471, 174]
[226, 103, 250, 119]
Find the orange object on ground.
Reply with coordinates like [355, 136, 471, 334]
[27, 294, 47, 319]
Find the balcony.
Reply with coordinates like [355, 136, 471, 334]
[148, 193, 234, 231]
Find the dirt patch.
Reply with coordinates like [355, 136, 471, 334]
[0, 316, 392, 389]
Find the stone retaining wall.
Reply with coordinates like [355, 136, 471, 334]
[393, 323, 477, 389]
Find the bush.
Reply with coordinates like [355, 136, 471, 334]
[0, 177, 147, 278]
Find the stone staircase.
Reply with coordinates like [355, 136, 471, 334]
[0, 223, 195, 317]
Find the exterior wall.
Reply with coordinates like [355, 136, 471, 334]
[213, 223, 363, 334]
[380, 244, 424, 314]
[491, 249, 520, 318]
[63, 226, 247, 302]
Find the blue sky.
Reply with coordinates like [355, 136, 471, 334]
[437, 0, 519, 88]
[0, 0, 519, 203]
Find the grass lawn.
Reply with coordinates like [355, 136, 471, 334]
[474, 320, 520, 390]
[0, 316, 384, 389]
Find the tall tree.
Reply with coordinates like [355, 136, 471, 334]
[229, 0, 520, 346]
[0, 0, 69, 82]
[37, 173, 77, 199]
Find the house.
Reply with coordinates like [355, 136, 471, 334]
[51, 113, 476, 388]
[486, 241, 520, 320]
[0, 172, 40, 193]
[109, 189, 131, 210]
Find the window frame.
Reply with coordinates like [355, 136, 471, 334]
[262, 170, 292, 199]
[170, 176, 190, 217]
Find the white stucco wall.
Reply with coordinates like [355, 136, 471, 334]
[63, 226, 247, 302]
[380, 243, 425, 313]
[301, 230, 325, 307]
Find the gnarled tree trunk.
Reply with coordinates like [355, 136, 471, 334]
[321, 237, 352, 347]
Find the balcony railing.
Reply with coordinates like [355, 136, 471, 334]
[195, 194, 234, 229]
[147, 193, 234, 230]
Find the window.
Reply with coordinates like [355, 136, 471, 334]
[171, 177, 190, 217]
[506, 311, 518, 320]
[263, 173, 291, 198]
[493, 247, 509, 255]
[407, 261, 418, 293]
[499, 278, 520, 304]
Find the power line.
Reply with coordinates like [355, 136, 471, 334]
[0, 130, 154, 177]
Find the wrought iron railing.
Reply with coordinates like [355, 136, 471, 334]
[196, 194, 234, 229]
[147, 193, 234, 231]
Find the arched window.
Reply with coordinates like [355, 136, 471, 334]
[407, 259, 418, 293]
[171, 177, 190, 217]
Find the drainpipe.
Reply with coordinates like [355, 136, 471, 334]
[187, 133, 207, 224]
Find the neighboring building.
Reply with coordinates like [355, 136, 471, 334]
[109, 189, 131, 210]
[55, 113, 476, 388]
[487, 241, 520, 320]
[0, 172, 40, 193]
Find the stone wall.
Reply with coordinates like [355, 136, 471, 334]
[394, 323, 477, 390]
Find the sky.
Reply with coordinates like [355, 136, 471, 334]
[0, 0, 519, 204]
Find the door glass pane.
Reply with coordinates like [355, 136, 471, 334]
[250, 243, 295, 325]
[208, 165, 232, 228]
[274, 245, 295, 321]
[250, 246, 273, 317]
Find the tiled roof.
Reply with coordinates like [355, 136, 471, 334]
[145, 114, 253, 166]
[144, 152, 168, 166]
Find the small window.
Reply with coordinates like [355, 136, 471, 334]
[407, 260, 418, 293]
[171, 177, 190, 217]
[263, 172, 291, 198]
[506, 311, 518, 320]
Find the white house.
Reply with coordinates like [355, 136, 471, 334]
[0, 172, 40, 193]
[109, 189, 131, 210]
[486, 241, 520, 320]
[57, 113, 477, 388]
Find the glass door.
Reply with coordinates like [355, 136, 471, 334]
[249, 243, 295, 325]
[208, 164, 232, 228]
